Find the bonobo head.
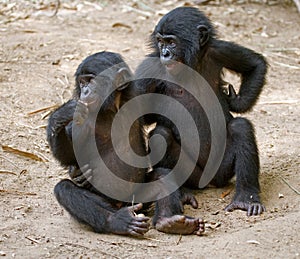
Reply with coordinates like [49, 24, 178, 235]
[74, 51, 133, 113]
[77, 68, 132, 113]
[151, 7, 216, 73]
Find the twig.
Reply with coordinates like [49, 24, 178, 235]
[27, 104, 59, 116]
[0, 155, 20, 169]
[0, 170, 17, 176]
[64, 242, 89, 249]
[2, 145, 47, 162]
[25, 236, 40, 244]
[268, 52, 300, 62]
[176, 235, 182, 245]
[42, 111, 53, 120]
[257, 100, 299, 105]
[280, 176, 300, 195]
[141, 236, 169, 243]
[268, 47, 300, 53]
[16, 122, 46, 130]
[51, 0, 60, 17]
[273, 61, 300, 69]
[0, 189, 37, 196]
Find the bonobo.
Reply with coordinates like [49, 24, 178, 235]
[47, 52, 150, 236]
[47, 51, 204, 236]
[135, 6, 268, 232]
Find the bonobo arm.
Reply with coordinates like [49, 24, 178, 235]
[47, 99, 77, 166]
[211, 40, 268, 113]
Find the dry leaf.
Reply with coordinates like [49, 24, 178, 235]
[0, 170, 17, 176]
[0, 189, 37, 196]
[246, 240, 260, 245]
[112, 22, 133, 31]
[27, 104, 59, 116]
[221, 188, 233, 198]
[2, 145, 47, 162]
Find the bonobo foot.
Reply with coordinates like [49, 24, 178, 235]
[155, 215, 205, 236]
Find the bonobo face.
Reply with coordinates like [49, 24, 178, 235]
[77, 74, 101, 112]
[156, 33, 183, 74]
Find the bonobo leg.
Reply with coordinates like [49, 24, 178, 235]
[211, 117, 265, 216]
[54, 179, 150, 236]
[148, 167, 204, 236]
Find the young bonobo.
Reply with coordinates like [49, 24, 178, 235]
[135, 6, 268, 232]
[47, 52, 150, 236]
[47, 52, 204, 236]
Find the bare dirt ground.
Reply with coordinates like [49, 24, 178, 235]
[0, 0, 299, 258]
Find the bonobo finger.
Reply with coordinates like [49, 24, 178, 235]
[247, 206, 254, 216]
[76, 176, 92, 188]
[224, 203, 235, 212]
[135, 216, 150, 222]
[82, 168, 93, 178]
[131, 226, 149, 235]
[259, 205, 266, 214]
[134, 221, 150, 228]
[128, 229, 144, 237]
[228, 84, 237, 98]
[129, 203, 143, 212]
[182, 193, 198, 209]
[73, 169, 92, 181]
[80, 164, 90, 172]
[252, 205, 259, 216]
[69, 166, 80, 178]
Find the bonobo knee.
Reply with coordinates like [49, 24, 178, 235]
[228, 117, 254, 137]
[54, 179, 74, 199]
[149, 125, 174, 147]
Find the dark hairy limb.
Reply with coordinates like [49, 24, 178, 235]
[54, 180, 150, 236]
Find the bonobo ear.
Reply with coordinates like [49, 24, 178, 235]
[114, 67, 133, 91]
[77, 74, 95, 86]
[197, 25, 209, 47]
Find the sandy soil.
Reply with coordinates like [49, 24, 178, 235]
[0, 0, 299, 258]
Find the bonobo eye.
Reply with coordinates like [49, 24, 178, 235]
[169, 40, 176, 48]
[78, 74, 95, 88]
[156, 37, 163, 47]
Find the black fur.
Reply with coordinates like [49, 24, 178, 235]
[136, 7, 267, 216]
[47, 52, 150, 236]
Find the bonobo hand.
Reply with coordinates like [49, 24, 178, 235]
[73, 101, 92, 143]
[73, 100, 89, 126]
[69, 164, 92, 188]
[108, 203, 150, 237]
[225, 191, 266, 216]
[224, 84, 247, 113]
[224, 84, 238, 102]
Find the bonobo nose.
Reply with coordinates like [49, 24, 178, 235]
[162, 48, 171, 59]
[82, 87, 91, 96]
